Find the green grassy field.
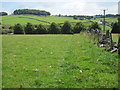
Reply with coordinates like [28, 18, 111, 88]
[1, 15, 117, 32]
[1, 15, 80, 25]
[2, 34, 118, 88]
[112, 34, 120, 42]
[1, 15, 117, 25]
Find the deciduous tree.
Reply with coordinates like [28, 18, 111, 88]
[48, 22, 60, 34]
[61, 21, 72, 34]
[25, 23, 35, 34]
[14, 23, 24, 34]
[73, 22, 85, 33]
[36, 24, 47, 34]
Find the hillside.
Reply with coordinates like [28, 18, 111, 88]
[1, 15, 80, 25]
[1, 15, 117, 29]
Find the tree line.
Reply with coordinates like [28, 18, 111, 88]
[1, 17, 120, 34]
[1, 21, 102, 34]
[0, 12, 8, 16]
[0, 9, 51, 16]
[13, 21, 86, 34]
[13, 9, 51, 16]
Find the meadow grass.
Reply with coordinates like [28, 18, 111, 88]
[1, 15, 79, 25]
[1, 15, 117, 33]
[2, 34, 118, 88]
[112, 34, 120, 42]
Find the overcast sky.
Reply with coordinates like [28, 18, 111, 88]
[1, 0, 119, 15]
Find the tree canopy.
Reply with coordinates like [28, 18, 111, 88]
[48, 22, 60, 34]
[36, 24, 47, 34]
[14, 23, 24, 34]
[111, 23, 120, 33]
[61, 21, 72, 34]
[13, 9, 51, 16]
[111, 17, 120, 33]
[89, 22, 101, 31]
[24, 23, 35, 34]
[0, 12, 8, 16]
[73, 22, 85, 33]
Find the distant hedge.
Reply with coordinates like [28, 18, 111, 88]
[2, 21, 87, 34]
[14, 24, 24, 34]
[0, 12, 8, 16]
[13, 9, 51, 16]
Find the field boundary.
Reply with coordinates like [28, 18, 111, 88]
[18, 16, 51, 24]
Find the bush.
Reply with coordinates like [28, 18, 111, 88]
[36, 24, 47, 34]
[9, 26, 13, 29]
[14, 23, 24, 34]
[25, 23, 35, 34]
[48, 22, 60, 34]
[0, 12, 8, 16]
[2, 26, 5, 29]
[73, 22, 85, 33]
[61, 21, 72, 34]
[1, 30, 8, 34]
[73, 15, 78, 20]
[111, 22, 119, 33]
[89, 22, 101, 31]
[8, 29, 14, 33]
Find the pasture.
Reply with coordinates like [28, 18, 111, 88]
[2, 34, 118, 88]
[112, 34, 120, 42]
[1, 15, 118, 33]
[1, 15, 117, 26]
[1, 15, 80, 25]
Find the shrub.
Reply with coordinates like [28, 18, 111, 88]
[73, 15, 78, 20]
[2, 30, 8, 34]
[9, 26, 13, 29]
[61, 21, 72, 34]
[36, 24, 47, 34]
[24, 23, 35, 34]
[73, 22, 85, 33]
[14, 23, 24, 34]
[48, 22, 60, 34]
[0, 12, 8, 16]
[2, 26, 5, 29]
[89, 22, 101, 31]
[111, 22, 119, 33]
[8, 29, 14, 33]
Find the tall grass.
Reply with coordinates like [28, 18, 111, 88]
[2, 34, 118, 88]
[1, 15, 79, 25]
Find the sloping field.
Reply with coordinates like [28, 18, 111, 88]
[1, 15, 80, 25]
[2, 34, 118, 88]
